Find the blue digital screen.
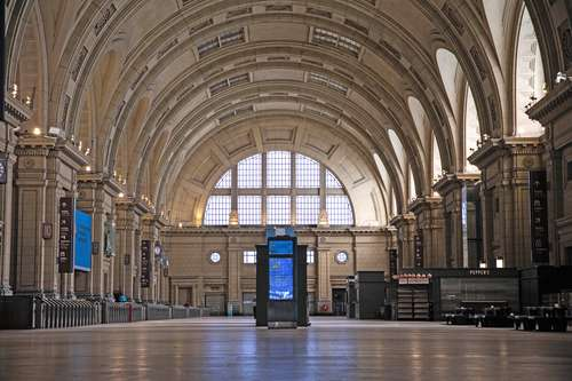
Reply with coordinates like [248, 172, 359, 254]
[269, 257, 293, 300]
[74, 210, 92, 271]
[269, 240, 293, 255]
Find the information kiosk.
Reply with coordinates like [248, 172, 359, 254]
[255, 228, 309, 328]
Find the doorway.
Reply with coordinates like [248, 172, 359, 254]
[178, 287, 193, 306]
[332, 288, 347, 316]
[204, 293, 226, 316]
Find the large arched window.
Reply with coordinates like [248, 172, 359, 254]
[203, 151, 354, 226]
[515, 6, 545, 137]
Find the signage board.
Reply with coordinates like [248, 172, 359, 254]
[74, 210, 92, 271]
[389, 249, 398, 277]
[269, 239, 293, 255]
[414, 231, 423, 268]
[269, 257, 294, 300]
[58, 197, 75, 273]
[529, 171, 549, 264]
[140, 240, 152, 288]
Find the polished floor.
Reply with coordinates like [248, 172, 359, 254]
[1, 317, 571, 381]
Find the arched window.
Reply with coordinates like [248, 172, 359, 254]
[464, 85, 480, 173]
[515, 6, 545, 137]
[203, 151, 354, 226]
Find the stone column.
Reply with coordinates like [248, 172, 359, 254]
[0, 122, 18, 295]
[409, 197, 446, 268]
[77, 173, 122, 299]
[1, 98, 32, 295]
[433, 174, 480, 268]
[227, 239, 241, 314]
[390, 213, 416, 269]
[140, 212, 164, 303]
[469, 137, 544, 268]
[527, 82, 572, 266]
[114, 200, 144, 300]
[14, 135, 87, 297]
[13, 135, 53, 295]
[316, 241, 331, 314]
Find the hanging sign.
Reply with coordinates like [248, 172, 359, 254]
[141, 240, 152, 288]
[414, 231, 424, 268]
[58, 197, 75, 273]
[529, 171, 549, 264]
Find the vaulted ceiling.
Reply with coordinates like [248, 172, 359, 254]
[5, 0, 547, 226]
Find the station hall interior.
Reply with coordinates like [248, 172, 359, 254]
[2, 0, 572, 380]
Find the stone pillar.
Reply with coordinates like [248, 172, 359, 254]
[0, 122, 18, 295]
[469, 137, 544, 268]
[316, 244, 331, 314]
[409, 197, 446, 268]
[390, 213, 416, 269]
[14, 135, 87, 297]
[114, 200, 143, 300]
[227, 239, 241, 314]
[527, 82, 572, 266]
[76, 173, 122, 299]
[140, 212, 164, 303]
[433, 174, 480, 268]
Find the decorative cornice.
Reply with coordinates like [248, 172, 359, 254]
[527, 80, 572, 124]
[389, 213, 416, 228]
[408, 196, 442, 215]
[15, 134, 56, 156]
[77, 172, 124, 196]
[468, 137, 544, 169]
[433, 172, 480, 196]
[3, 97, 32, 126]
[51, 139, 89, 170]
[163, 226, 390, 237]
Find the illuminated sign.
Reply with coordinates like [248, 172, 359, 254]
[269, 240, 293, 255]
[269, 257, 294, 300]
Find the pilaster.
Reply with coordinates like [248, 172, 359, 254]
[389, 213, 416, 269]
[433, 173, 481, 268]
[468, 137, 545, 268]
[408, 197, 446, 268]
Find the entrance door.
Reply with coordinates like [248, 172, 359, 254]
[332, 288, 347, 316]
[204, 293, 226, 316]
[242, 292, 256, 316]
[178, 287, 193, 306]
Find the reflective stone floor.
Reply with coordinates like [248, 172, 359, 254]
[1, 317, 572, 381]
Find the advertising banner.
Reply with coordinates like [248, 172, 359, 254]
[74, 210, 92, 271]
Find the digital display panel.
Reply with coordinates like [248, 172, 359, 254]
[269, 239, 293, 255]
[74, 210, 92, 271]
[269, 257, 293, 300]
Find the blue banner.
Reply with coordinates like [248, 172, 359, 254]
[74, 210, 92, 271]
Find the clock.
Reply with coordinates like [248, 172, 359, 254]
[154, 243, 163, 257]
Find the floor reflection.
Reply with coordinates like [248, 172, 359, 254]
[0, 317, 571, 381]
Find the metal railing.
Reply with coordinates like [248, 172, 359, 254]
[1, 296, 208, 329]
